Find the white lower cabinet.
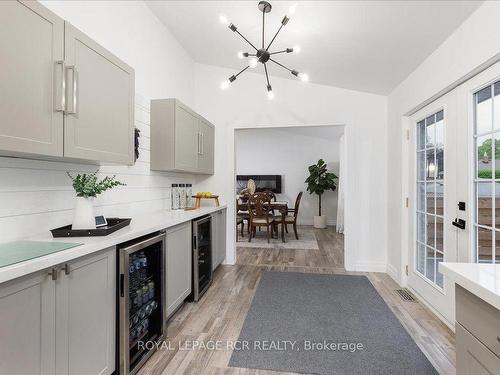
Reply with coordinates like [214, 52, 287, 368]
[55, 248, 116, 375]
[0, 270, 56, 375]
[211, 208, 227, 271]
[166, 222, 192, 318]
[0, 247, 116, 375]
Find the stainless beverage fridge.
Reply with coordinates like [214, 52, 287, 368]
[117, 231, 166, 375]
[191, 215, 212, 301]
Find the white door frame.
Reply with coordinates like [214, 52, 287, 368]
[400, 59, 500, 328]
[227, 122, 352, 269]
[406, 93, 458, 328]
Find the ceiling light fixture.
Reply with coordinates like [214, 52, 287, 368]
[219, 1, 308, 100]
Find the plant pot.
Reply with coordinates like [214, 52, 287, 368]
[314, 215, 327, 229]
[72, 197, 96, 230]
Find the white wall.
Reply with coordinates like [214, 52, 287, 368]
[0, 1, 196, 242]
[386, 1, 500, 283]
[194, 63, 388, 272]
[235, 126, 343, 226]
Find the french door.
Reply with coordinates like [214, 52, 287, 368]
[408, 91, 460, 325]
[408, 60, 500, 326]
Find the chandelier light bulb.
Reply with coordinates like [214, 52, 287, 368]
[299, 72, 309, 82]
[237, 51, 244, 59]
[248, 58, 258, 68]
[219, 14, 229, 26]
[267, 90, 274, 100]
[293, 45, 301, 53]
[220, 80, 230, 90]
[288, 4, 297, 16]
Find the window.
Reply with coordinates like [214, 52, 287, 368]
[416, 110, 444, 287]
[473, 81, 500, 263]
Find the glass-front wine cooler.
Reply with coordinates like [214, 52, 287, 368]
[118, 231, 166, 375]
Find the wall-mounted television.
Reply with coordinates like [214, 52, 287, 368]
[236, 175, 282, 194]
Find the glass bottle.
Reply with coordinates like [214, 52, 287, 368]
[171, 184, 179, 210]
[179, 184, 186, 209]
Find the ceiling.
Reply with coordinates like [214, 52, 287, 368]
[147, 1, 481, 95]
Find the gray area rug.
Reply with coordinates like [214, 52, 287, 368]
[237, 227, 319, 250]
[229, 272, 437, 375]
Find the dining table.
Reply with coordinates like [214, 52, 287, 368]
[237, 199, 289, 243]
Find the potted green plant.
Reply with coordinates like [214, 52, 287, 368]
[305, 159, 337, 228]
[67, 171, 125, 229]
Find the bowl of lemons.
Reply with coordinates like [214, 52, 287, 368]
[195, 191, 215, 198]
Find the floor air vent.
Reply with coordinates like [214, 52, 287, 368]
[395, 288, 417, 302]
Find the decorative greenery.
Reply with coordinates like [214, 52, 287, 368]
[477, 138, 500, 159]
[478, 169, 500, 179]
[67, 171, 125, 198]
[305, 159, 337, 216]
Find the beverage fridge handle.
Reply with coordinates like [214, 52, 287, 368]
[119, 274, 124, 297]
[193, 235, 197, 250]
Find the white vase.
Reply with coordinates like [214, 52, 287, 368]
[314, 215, 327, 229]
[72, 197, 96, 230]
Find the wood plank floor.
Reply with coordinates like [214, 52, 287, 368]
[139, 226, 456, 375]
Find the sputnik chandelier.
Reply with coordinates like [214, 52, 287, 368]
[219, 1, 308, 100]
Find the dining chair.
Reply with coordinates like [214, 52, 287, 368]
[236, 216, 244, 241]
[263, 190, 277, 201]
[236, 197, 249, 235]
[283, 191, 303, 240]
[248, 193, 275, 243]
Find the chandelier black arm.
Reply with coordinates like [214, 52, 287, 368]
[264, 63, 271, 87]
[235, 65, 250, 78]
[270, 58, 293, 73]
[235, 30, 258, 51]
[270, 49, 289, 55]
[266, 24, 283, 51]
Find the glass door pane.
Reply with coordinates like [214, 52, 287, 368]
[415, 110, 445, 287]
[473, 81, 500, 263]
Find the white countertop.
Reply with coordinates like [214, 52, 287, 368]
[0, 205, 226, 285]
[439, 262, 500, 310]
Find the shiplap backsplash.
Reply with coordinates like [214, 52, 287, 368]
[0, 93, 194, 242]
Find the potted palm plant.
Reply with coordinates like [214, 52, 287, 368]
[67, 171, 125, 229]
[305, 159, 337, 229]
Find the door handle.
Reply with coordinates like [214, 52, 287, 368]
[64, 263, 71, 275]
[48, 267, 59, 281]
[54, 61, 65, 112]
[452, 218, 466, 230]
[65, 65, 78, 115]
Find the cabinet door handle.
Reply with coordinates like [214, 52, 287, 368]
[65, 65, 78, 115]
[49, 267, 58, 281]
[54, 61, 65, 112]
[197, 132, 201, 155]
[201, 133, 204, 155]
[64, 263, 71, 275]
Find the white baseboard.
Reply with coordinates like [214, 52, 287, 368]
[353, 261, 387, 273]
[386, 263, 401, 285]
[297, 220, 337, 226]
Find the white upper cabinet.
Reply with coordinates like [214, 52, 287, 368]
[63, 23, 135, 165]
[0, 1, 64, 157]
[151, 99, 215, 174]
[0, 1, 135, 165]
[173, 101, 199, 172]
[197, 116, 215, 174]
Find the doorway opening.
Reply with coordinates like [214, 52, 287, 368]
[233, 125, 345, 270]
